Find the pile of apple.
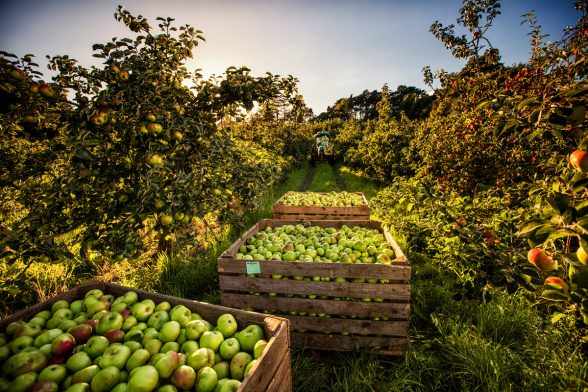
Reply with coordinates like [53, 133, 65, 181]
[279, 191, 365, 207]
[0, 289, 268, 392]
[236, 224, 395, 265]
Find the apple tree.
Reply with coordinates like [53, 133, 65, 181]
[1, 7, 300, 278]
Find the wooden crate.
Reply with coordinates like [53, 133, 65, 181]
[217, 219, 410, 356]
[0, 281, 292, 392]
[272, 191, 370, 220]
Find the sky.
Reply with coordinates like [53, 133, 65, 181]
[0, 0, 580, 114]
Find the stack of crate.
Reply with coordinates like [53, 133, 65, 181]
[218, 192, 411, 356]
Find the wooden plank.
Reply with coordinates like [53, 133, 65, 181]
[218, 259, 411, 279]
[221, 293, 410, 319]
[240, 316, 291, 392]
[273, 213, 370, 221]
[288, 315, 409, 336]
[219, 275, 410, 300]
[290, 332, 409, 355]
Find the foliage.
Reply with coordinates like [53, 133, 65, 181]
[0, 7, 301, 310]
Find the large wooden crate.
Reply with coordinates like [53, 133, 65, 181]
[0, 281, 292, 392]
[217, 219, 410, 356]
[272, 191, 370, 220]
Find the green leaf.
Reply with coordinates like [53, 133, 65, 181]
[568, 105, 586, 125]
[475, 100, 492, 110]
[547, 194, 570, 215]
[502, 119, 519, 133]
[550, 313, 567, 324]
[528, 108, 541, 124]
[541, 290, 569, 301]
[564, 84, 588, 97]
[517, 219, 547, 236]
[546, 229, 578, 242]
[517, 96, 538, 111]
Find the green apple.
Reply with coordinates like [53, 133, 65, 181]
[181, 340, 200, 355]
[83, 296, 110, 317]
[111, 383, 128, 392]
[170, 365, 196, 390]
[159, 321, 181, 343]
[122, 315, 138, 331]
[229, 352, 252, 381]
[185, 320, 207, 340]
[53, 308, 74, 320]
[187, 347, 215, 370]
[111, 302, 128, 313]
[64, 382, 91, 392]
[127, 365, 159, 392]
[57, 319, 78, 332]
[98, 343, 131, 369]
[84, 289, 104, 299]
[218, 379, 241, 392]
[144, 338, 163, 356]
[212, 361, 230, 380]
[200, 330, 224, 352]
[34, 328, 63, 348]
[169, 305, 192, 327]
[71, 365, 100, 384]
[153, 350, 181, 378]
[124, 329, 144, 343]
[132, 299, 156, 322]
[10, 336, 34, 354]
[84, 335, 110, 358]
[196, 366, 218, 392]
[161, 341, 180, 353]
[9, 372, 37, 392]
[91, 366, 120, 392]
[0, 345, 10, 363]
[96, 312, 124, 335]
[243, 359, 258, 378]
[216, 314, 238, 338]
[154, 301, 172, 312]
[124, 340, 143, 353]
[121, 291, 139, 305]
[147, 311, 170, 330]
[142, 327, 160, 343]
[69, 299, 85, 314]
[37, 364, 67, 384]
[156, 385, 178, 392]
[66, 351, 93, 373]
[13, 322, 42, 338]
[52, 299, 71, 312]
[235, 324, 264, 353]
[214, 379, 229, 392]
[126, 348, 151, 372]
[253, 339, 267, 359]
[219, 338, 240, 360]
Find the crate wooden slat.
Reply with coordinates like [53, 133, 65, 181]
[272, 191, 370, 220]
[0, 281, 292, 392]
[218, 219, 410, 356]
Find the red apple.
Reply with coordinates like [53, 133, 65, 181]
[527, 248, 558, 271]
[67, 323, 93, 344]
[51, 333, 76, 355]
[570, 150, 588, 173]
[544, 276, 569, 292]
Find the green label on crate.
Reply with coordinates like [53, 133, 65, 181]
[246, 261, 261, 274]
